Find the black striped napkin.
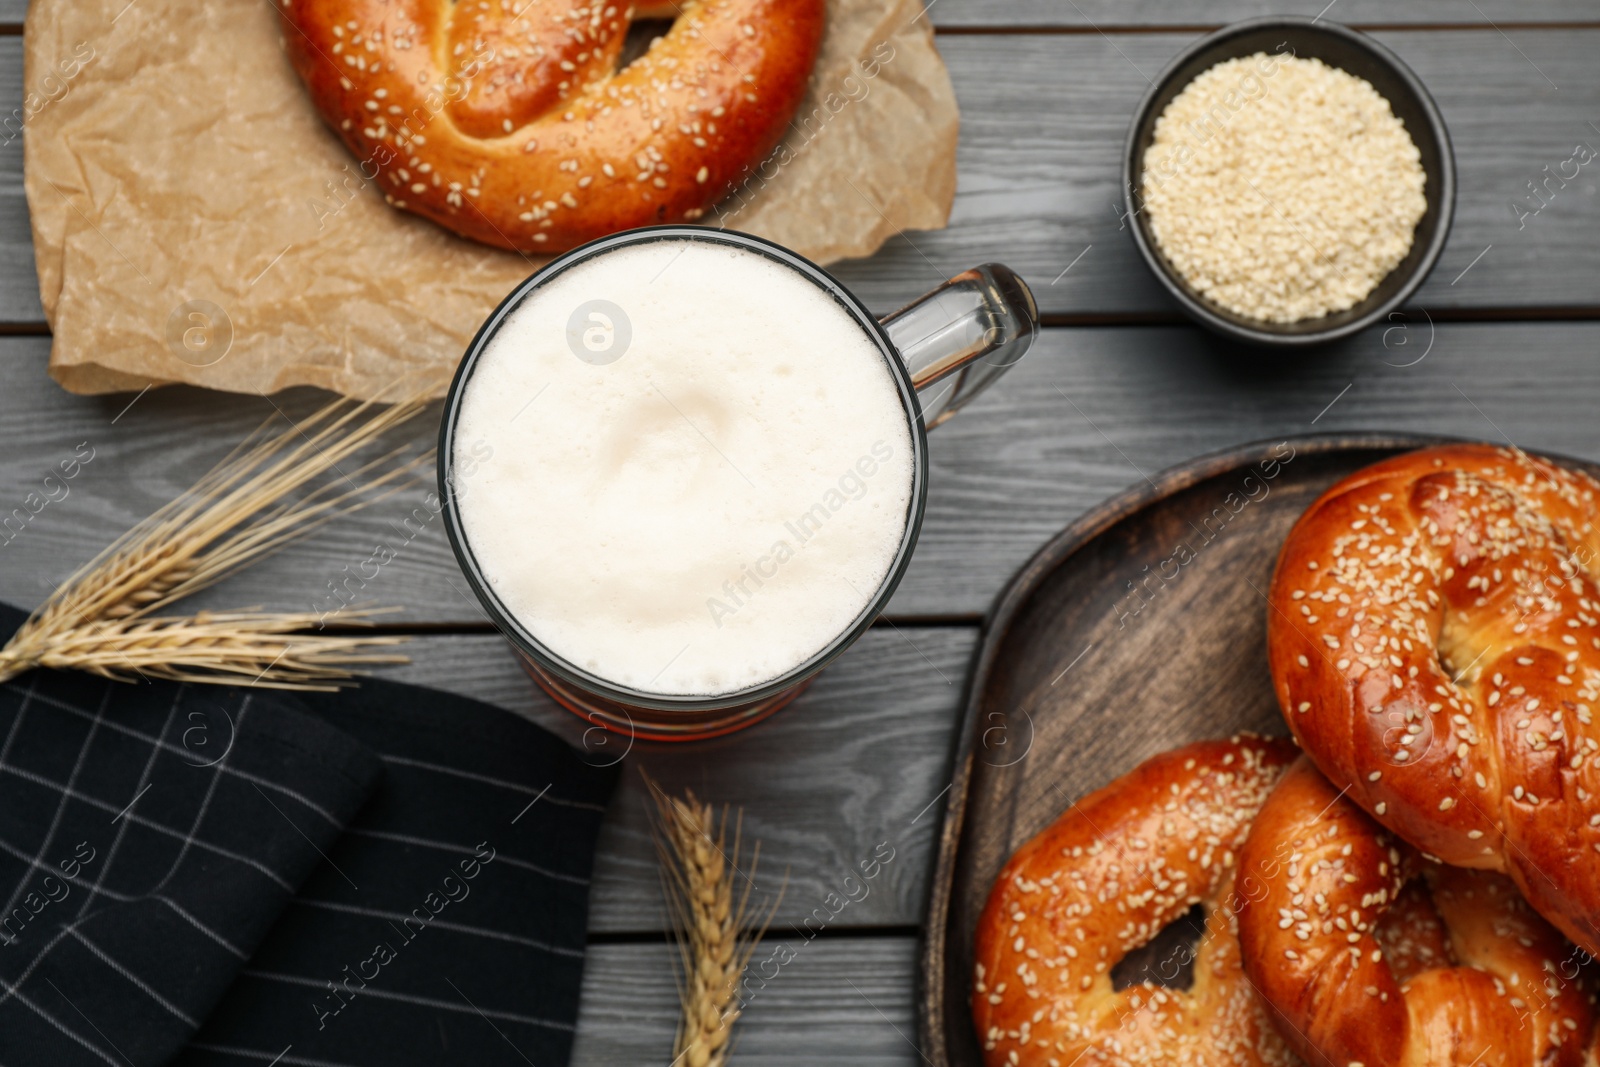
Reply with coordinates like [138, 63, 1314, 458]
[0, 604, 618, 1067]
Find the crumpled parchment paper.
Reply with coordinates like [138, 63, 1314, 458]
[24, 0, 958, 399]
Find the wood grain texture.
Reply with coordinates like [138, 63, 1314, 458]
[826, 29, 1600, 316]
[0, 37, 35, 322]
[898, 319, 1600, 617]
[574, 937, 921, 1066]
[2, 0, 1595, 33]
[0, 29, 1596, 321]
[0, 319, 1593, 622]
[928, 1, 1600, 28]
[368, 628, 976, 933]
[0, 3, 1591, 1059]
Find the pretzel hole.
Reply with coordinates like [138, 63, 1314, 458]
[1110, 903, 1206, 992]
[618, 18, 676, 71]
[1435, 607, 1487, 687]
[1372, 879, 1455, 983]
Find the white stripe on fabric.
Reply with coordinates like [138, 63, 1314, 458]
[378, 754, 606, 812]
[27, 687, 345, 827]
[0, 914, 104, 1014]
[0, 759, 293, 892]
[156, 897, 248, 960]
[68, 929, 199, 1027]
[186, 1042, 364, 1067]
[344, 828, 588, 887]
[238, 969, 576, 1032]
[0, 675, 36, 767]
[76, 691, 181, 920]
[289, 897, 583, 958]
[0, 837, 254, 960]
[1, 976, 122, 1067]
[0, 686, 112, 920]
[0, 832, 133, 907]
[0, 705, 266, 1019]
[147, 696, 252, 897]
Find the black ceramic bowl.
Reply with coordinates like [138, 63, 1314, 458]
[1122, 17, 1456, 347]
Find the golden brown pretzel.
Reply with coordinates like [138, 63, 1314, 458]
[972, 736, 1298, 1067]
[279, 0, 825, 251]
[1268, 444, 1600, 957]
[1237, 757, 1593, 1067]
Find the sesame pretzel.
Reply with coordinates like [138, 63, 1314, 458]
[279, 0, 824, 251]
[1268, 444, 1600, 957]
[972, 737, 1298, 1067]
[1237, 757, 1593, 1067]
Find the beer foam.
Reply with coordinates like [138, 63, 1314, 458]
[451, 239, 916, 697]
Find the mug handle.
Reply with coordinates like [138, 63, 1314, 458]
[878, 264, 1039, 430]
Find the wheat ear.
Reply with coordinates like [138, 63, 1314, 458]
[0, 393, 431, 689]
[645, 774, 783, 1067]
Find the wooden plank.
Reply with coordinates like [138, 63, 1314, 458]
[573, 937, 920, 1066]
[0, 0, 1594, 33]
[827, 29, 1600, 316]
[927, 1, 1600, 28]
[0, 319, 1597, 620]
[5, 1, 1600, 24]
[379, 629, 975, 934]
[0, 38, 37, 322]
[0, 29, 1596, 321]
[899, 319, 1600, 615]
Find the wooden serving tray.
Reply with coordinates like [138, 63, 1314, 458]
[916, 433, 1600, 1066]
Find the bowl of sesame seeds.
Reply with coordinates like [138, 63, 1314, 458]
[1123, 17, 1455, 346]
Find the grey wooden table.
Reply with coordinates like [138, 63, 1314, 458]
[1, 1, 1597, 1063]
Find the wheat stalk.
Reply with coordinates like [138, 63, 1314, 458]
[0, 392, 432, 690]
[645, 774, 783, 1067]
[0, 610, 408, 690]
